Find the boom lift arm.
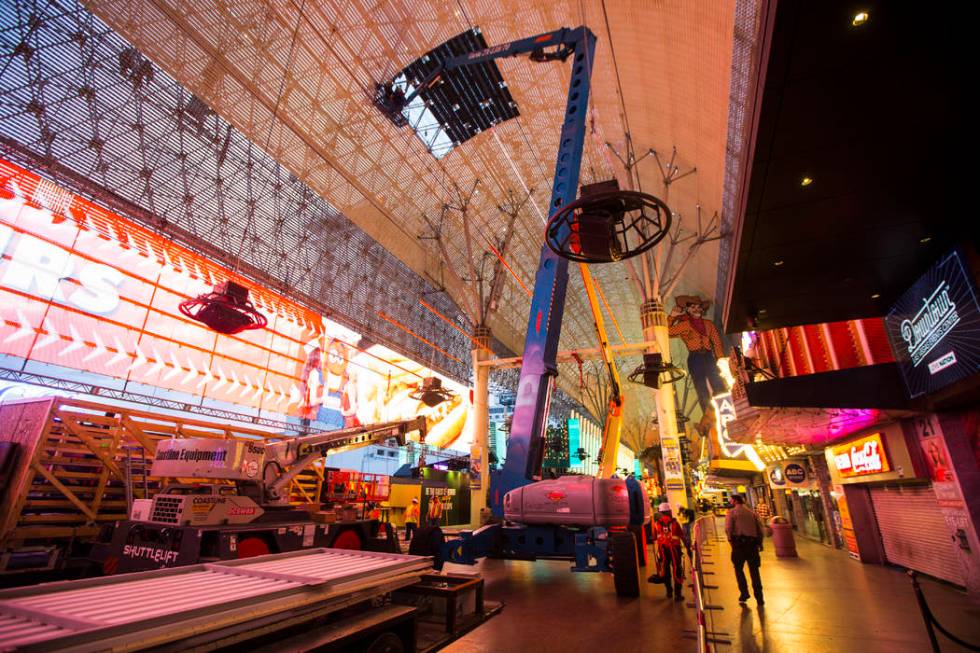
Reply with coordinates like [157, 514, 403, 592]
[150, 417, 427, 504]
[264, 417, 427, 502]
[579, 264, 624, 479]
[378, 26, 597, 515]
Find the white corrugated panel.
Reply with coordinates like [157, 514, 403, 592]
[0, 548, 430, 651]
[871, 484, 965, 586]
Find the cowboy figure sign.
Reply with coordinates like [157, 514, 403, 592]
[669, 295, 726, 412]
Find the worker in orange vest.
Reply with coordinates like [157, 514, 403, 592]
[649, 502, 692, 601]
[404, 497, 420, 541]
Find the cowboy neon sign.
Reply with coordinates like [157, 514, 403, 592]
[831, 433, 891, 477]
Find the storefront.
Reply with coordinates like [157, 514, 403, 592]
[825, 422, 966, 586]
[766, 457, 838, 545]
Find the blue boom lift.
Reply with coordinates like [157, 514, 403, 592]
[377, 26, 671, 597]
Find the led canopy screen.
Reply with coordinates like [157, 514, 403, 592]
[0, 158, 471, 448]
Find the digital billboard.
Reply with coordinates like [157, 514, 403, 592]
[0, 158, 471, 449]
[884, 247, 980, 398]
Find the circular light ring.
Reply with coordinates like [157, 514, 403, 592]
[178, 292, 268, 334]
[626, 363, 686, 387]
[545, 189, 672, 263]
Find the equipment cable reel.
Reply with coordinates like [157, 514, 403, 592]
[545, 179, 672, 263]
[627, 352, 685, 389]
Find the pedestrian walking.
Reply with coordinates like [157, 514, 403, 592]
[725, 494, 765, 606]
[648, 502, 692, 601]
[404, 497, 420, 541]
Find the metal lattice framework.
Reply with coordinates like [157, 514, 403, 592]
[0, 0, 743, 438]
[0, 0, 598, 423]
[0, 0, 477, 379]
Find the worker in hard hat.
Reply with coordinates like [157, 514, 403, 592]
[404, 497, 420, 542]
[649, 502, 692, 601]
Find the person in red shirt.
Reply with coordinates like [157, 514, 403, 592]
[648, 502, 692, 601]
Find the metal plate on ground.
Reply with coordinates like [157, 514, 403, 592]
[0, 548, 431, 651]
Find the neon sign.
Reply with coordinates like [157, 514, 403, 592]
[901, 281, 959, 366]
[711, 392, 764, 470]
[831, 433, 891, 477]
[712, 392, 740, 457]
[885, 248, 980, 398]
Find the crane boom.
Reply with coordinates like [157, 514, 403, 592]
[578, 265, 624, 478]
[378, 25, 597, 516]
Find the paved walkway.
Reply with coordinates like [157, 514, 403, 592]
[444, 519, 980, 652]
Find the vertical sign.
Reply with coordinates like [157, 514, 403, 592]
[833, 485, 860, 560]
[912, 414, 980, 593]
[567, 418, 581, 467]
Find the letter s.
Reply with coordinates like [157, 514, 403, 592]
[71, 263, 123, 315]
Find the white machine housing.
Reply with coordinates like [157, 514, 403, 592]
[152, 438, 265, 481]
[503, 475, 649, 527]
[144, 484, 265, 526]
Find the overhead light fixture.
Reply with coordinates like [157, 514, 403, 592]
[800, 176, 814, 187]
[774, 260, 784, 267]
[920, 236, 932, 244]
[871, 293, 881, 299]
[410, 377, 456, 407]
[178, 281, 267, 335]
[852, 11, 869, 26]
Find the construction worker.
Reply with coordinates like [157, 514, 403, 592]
[404, 497, 420, 541]
[649, 502, 691, 601]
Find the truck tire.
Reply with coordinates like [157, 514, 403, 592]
[611, 532, 640, 598]
[237, 536, 272, 559]
[330, 527, 364, 550]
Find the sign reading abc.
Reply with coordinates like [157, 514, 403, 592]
[767, 459, 811, 489]
[885, 247, 980, 398]
[784, 463, 807, 484]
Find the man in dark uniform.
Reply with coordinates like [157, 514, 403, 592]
[725, 494, 765, 605]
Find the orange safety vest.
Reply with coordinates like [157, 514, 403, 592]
[654, 516, 684, 549]
[405, 503, 420, 522]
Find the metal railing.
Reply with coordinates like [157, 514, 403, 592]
[908, 570, 980, 652]
[689, 515, 730, 652]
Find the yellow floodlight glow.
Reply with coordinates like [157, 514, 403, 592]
[852, 11, 869, 26]
[717, 357, 735, 390]
[744, 445, 766, 471]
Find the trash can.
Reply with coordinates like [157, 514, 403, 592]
[769, 516, 798, 558]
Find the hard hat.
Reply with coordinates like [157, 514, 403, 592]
[658, 502, 672, 513]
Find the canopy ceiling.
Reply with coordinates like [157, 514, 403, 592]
[83, 0, 743, 436]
